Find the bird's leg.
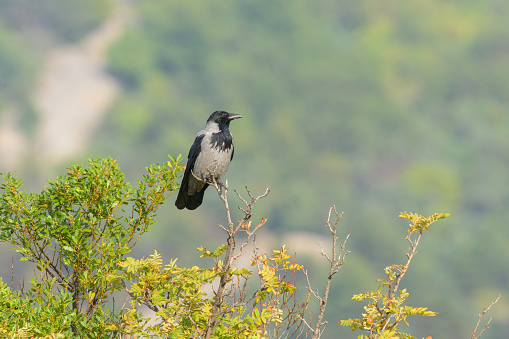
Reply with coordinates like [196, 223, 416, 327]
[212, 178, 225, 195]
[205, 167, 225, 192]
[217, 179, 225, 189]
[191, 169, 203, 182]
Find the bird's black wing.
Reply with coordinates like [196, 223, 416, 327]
[175, 134, 204, 209]
[230, 134, 235, 161]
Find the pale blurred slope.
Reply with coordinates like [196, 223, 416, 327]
[0, 1, 130, 173]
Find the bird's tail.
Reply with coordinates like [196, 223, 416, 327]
[175, 188, 188, 210]
[185, 190, 206, 210]
[175, 186, 208, 210]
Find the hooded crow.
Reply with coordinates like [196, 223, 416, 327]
[175, 111, 243, 210]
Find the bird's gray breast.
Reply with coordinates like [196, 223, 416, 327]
[192, 133, 234, 182]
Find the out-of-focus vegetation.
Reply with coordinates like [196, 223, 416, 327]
[1, 0, 508, 338]
[96, 1, 509, 338]
[0, 0, 111, 43]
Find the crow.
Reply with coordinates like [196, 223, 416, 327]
[175, 111, 243, 210]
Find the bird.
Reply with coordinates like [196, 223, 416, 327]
[175, 111, 243, 210]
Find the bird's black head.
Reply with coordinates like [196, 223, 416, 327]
[207, 111, 243, 127]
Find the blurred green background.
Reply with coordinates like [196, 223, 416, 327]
[0, 0, 508, 337]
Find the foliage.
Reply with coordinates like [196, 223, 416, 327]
[0, 157, 499, 338]
[114, 244, 305, 338]
[340, 212, 449, 338]
[0, 156, 342, 338]
[0, 276, 73, 339]
[0, 157, 314, 338]
[0, 157, 182, 337]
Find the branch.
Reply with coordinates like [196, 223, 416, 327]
[471, 294, 501, 339]
[234, 186, 270, 228]
[308, 206, 350, 339]
[376, 231, 423, 333]
[121, 280, 159, 313]
[388, 231, 423, 301]
[204, 179, 270, 338]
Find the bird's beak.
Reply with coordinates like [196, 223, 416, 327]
[228, 113, 243, 120]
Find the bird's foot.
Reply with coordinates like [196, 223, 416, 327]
[216, 179, 223, 194]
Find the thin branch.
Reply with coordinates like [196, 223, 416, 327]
[204, 178, 238, 338]
[204, 177, 270, 338]
[471, 294, 501, 339]
[298, 315, 315, 332]
[378, 225, 429, 334]
[311, 206, 349, 339]
[374, 314, 395, 339]
[304, 270, 321, 302]
[121, 280, 159, 313]
[217, 223, 228, 233]
[187, 313, 203, 339]
[11, 256, 14, 289]
[386, 232, 423, 307]
[234, 186, 270, 225]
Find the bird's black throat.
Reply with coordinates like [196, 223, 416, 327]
[210, 129, 233, 151]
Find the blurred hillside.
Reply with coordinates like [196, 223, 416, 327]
[0, 0, 113, 179]
[1, 1, 508, 338]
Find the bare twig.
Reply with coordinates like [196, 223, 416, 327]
[304, 270, 321, 302]
[216, 223, 228, 233]
[204, 177, 270, 338]
[234, 186, 270, 226]
[204, 178, 235, 338]
[471, 294, 501, 339]
[298, 315, 315, 332]
[305, 206, 350, 339]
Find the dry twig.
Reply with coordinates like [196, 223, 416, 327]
[204, 177, 270, 338]
[471, 294, 501, 339]
[305, 206, 350, 339]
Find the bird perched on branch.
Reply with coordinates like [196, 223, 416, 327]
[175, 111, 243, 210]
